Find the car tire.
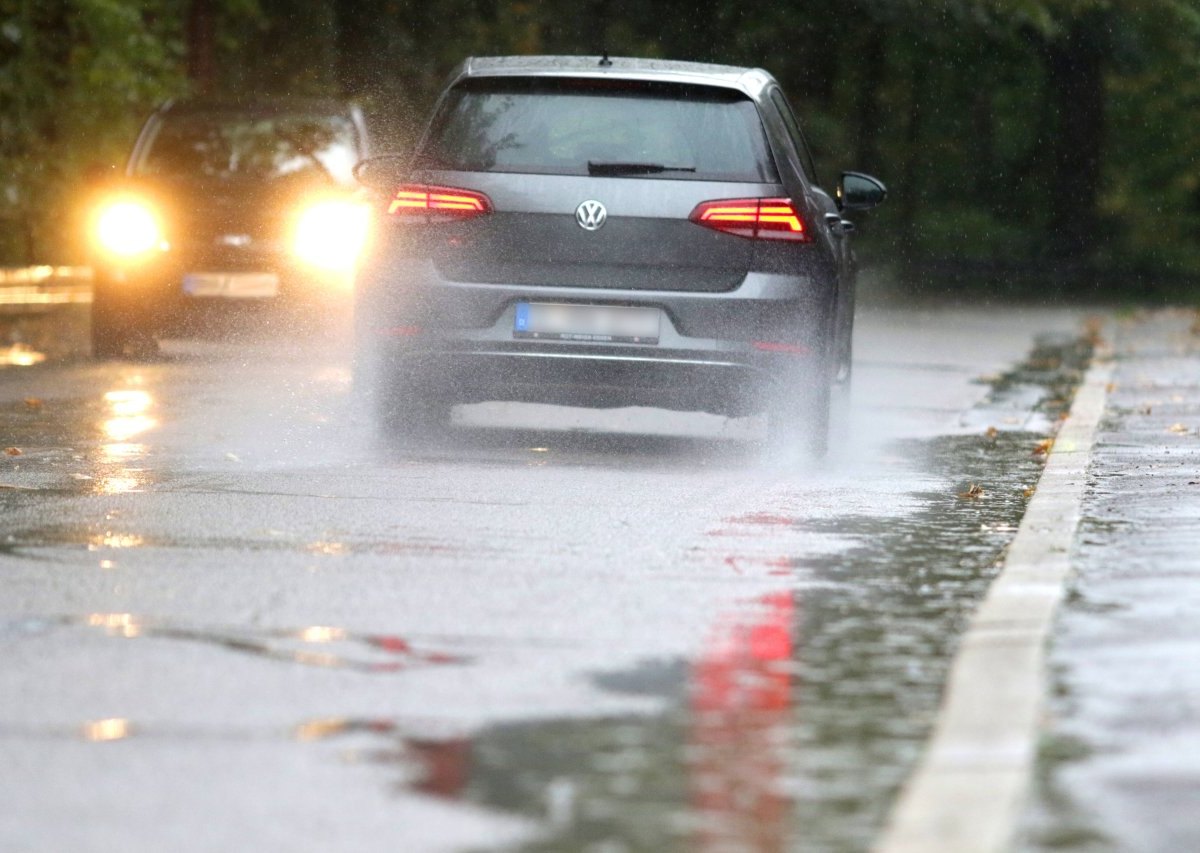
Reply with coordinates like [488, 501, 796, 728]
[91, 284, 160, 359]
[372, 380, 453, 440]
[91, 318, 126, 360]
[91, 296, 133, 359]
[766, 371, 832, 462]
[91, 314, 158, 360]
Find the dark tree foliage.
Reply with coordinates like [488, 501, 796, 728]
[2, 0, 1199, 292]
[0, 0, 185, 261]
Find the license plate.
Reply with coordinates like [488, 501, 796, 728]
[183, 272, 279, 298]
[514, 302, 659, 344]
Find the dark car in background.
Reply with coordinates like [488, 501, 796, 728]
[88, 97, 370, 356]
[354, 56, 885, 456]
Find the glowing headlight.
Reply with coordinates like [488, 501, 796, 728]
[292, 199, 370, 273]
[95, 199, 163, 257]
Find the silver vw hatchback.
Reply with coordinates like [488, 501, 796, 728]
[354, 56, 885, 455]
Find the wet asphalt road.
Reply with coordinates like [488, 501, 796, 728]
[0, 292, 1085, 852]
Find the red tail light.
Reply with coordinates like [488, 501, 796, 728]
[387, 184, 493, 222]
[689, 197, 810, 241]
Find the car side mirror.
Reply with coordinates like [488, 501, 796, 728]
[837, 172, 887, 212]
[352, 154, 410, 192]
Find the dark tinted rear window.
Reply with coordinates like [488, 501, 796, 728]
[418, 78, 777, 182]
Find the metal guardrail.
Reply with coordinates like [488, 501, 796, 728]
[0, 266, 94, 365]
[0, 266, 93, 308]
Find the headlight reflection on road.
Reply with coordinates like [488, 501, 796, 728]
[294, 717, 351, 742]
[101, 417, 156, 442]
[97, 387, 155, 494]
[298, 626, 346, 643]
[82, 718, 133, 742]
[100, 442, 145, 462]
[86, 613, 142, 638]
[104, 390, 151, 416]
[89, 532, 145, 550]
[306, 540, 348, 556]
[102, 389, 157, 442]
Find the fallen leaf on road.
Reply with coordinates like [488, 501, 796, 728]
[721, 513, 797, 526]
[23, 397, 43, 410]
[1105, 382, 1117, 394]
[957, 483, 985, 500]
[985, 426, 999, 440]
[4, 447, 22, 457]
[1023, 485, 1036, 498]
[1033, 438, 1054, 457]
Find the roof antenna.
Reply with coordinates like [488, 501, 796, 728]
[599, 50, 612, 68]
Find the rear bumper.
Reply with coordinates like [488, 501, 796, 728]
[356, 258, 838, 416]
[375, 346, 770, 414]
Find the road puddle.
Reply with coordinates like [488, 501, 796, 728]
[345, 334, 1092, 851]
[4, 614, 471, 673]
[0, 376, 167, 498]
[358, 432, 1059, 850]
[0, 323, 1096, 849]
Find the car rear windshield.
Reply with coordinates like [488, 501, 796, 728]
[133, 112, 360, 185]
[417, 78, 778, 182]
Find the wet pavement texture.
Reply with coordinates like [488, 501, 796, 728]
[1022, 309, 1200, 853]
[0, 292, 1086, 852]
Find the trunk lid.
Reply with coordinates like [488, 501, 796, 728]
[413, 171, 781, 292]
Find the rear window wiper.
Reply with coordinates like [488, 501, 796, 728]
[587, 161, 698, 176]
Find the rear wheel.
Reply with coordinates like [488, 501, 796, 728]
[379, 395, 451, 436]
[90, 312, 127, 359]
[766, 375, 831, 462]
[90, 282, 160, 359]
[370, 375, 454, 441]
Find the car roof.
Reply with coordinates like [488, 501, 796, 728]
[454, 55, 776, 97]
[156, 96, 360, 118]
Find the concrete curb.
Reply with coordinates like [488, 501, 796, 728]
[873, 325, 1114, 853]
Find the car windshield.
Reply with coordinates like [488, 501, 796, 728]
[133, 112, 359, 185]
[418, 78, 778, 182]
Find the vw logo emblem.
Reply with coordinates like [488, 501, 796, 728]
[575, 200, 607, 231]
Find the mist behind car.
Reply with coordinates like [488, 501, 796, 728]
[354, 56, 884, 457]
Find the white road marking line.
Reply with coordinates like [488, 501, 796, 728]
[873, 324, 1114, 853]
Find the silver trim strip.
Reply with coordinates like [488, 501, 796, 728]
[416, 350, 751, 370]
